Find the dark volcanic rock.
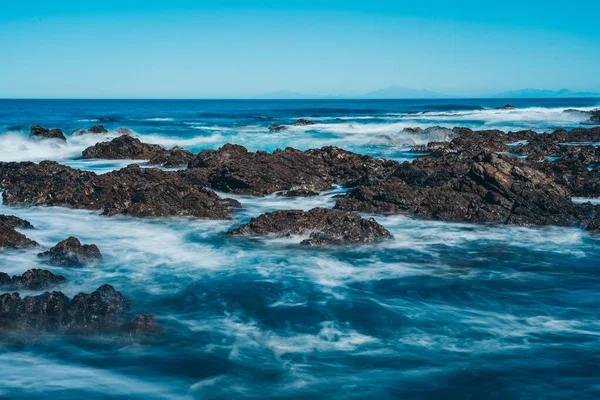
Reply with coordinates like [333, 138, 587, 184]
[0, 161, 238, 219]
[38, 237, 102, 267]
[148, 146, 194, 168]
[120, 314, 161, 336]
[73, 125, 109, 135]
[185, 144, 399, 196]
[336, 152, 586, 226]
[268, 124, 288, 132]
[0, 284, 140, 334]
[0, 216, 39, 250]
[588, 109, 600, 125]
[497, 104, 516, 110]
[292, 119, 316, 126]
[82, 135, 165, 160]
[29, 125, 66, 141]
[186, 144, 332, 195]
[0, 215, 34, 229]
[278, 189, 319, 197]
[228, 207, 392, 245]
[0, 269, 66, 290]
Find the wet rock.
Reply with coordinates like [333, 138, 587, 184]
[73, 125, 109, 135]
[588, 109, 600, 125]
[0, 216, 39, 249]
[29, 125, 66, 141]
[82, 135, 165, 160]
[268, 124, 287, 132]
[292, 119, 316, 126]
[497, 104, 515, 110]
[38, 237, 102, 267]
[0, 269, 66, 290]
[0, 284, 140, 334]
[0, 215, 34, 229]
[187, 144, 332, 195]
[114, 127, 134, 135]
[228, 207, 392, 245]
[120, 314, 161, 336]
[0, 161, 238, 219]
[336, 152, 585, 226]
[278, 189, 319, 197]
[148, 146, 194, 168]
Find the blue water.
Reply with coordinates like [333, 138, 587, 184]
[1, 99, 600, 399]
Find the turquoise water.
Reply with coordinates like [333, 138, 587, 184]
[0, 99, 599, 399]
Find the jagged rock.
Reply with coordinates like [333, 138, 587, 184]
[278, 189, 319, 197]
[120, 314, 161, 336]
[0, 284, 144, 334]
[228, 207, 392, 245]
[588, 109, 600, 125]
[336, 152, 587, 226]
[0, 269, 66, 290]
[82, 135, 165, 159]
[268, 124, 287, 132]
[0, 162, 239, 219]
[0, 215, 33, 229]
[29, 125, 66, 141]
[186, 144, 332, 195]
[0, 216, 38, 249]
[114, 127, 134, 135]
[148, 146, 194, 168]
[292, 119, 316, 126]
[497, 104, 515, 110]
[38, 237, 102, 267]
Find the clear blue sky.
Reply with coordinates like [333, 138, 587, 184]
[1, 0, 599, 98]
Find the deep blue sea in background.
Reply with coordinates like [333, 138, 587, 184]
[1, 98, 600, 399]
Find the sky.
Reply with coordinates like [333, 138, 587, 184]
[0, 0, 599, 98]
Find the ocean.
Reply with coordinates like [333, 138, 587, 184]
[0, 98, 599, 399]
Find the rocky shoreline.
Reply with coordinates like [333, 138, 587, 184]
[3, 122, 600, 338]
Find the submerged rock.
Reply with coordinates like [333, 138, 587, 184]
[0, 161, 239, 219]
[497, 104, 516, 110]
[38, 237, 102, 267]
[29, 125, 66, 141]
[0, 284, 151, 335]
[82, 135, 165, 159]
[268, 124, 288, 132]
[0, 269, 66, 290]
[228, 207, 392, 245]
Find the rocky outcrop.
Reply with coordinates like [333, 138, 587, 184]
[0, 269, 66, 290]
[0, 162, 239, 219]
[29, 125, 66, 141]
[0, 284, 154, 335]
[0, 216, 38, 250]
[38, 237, 102, 267]
[228, 207, 392, 245]
[148, 146, 194, 168]
[82, 135, 165, 159]
[336, 152, 590, 226]
[292, 119, 316, 126]
[120, 314, 161, 336]
[497, 104, 515, 110]
[268, 124, 287, 132]
[185, 144, 399, 196]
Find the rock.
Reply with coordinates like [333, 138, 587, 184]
[497, 104, 515, 110]
[278, 189, 319, 197]
[228, 207, 392, 245]
[268, 124, 288, 132]
[0, 215, 34, 229]
[82, 135, 165, 160]
[29, 125, 66, 141]
[148, 146, 194, 168]
[588, 109, 600, 125]
[336, 152, 586, 226]
[0, 216, 39, 250]
[292, 119, 316, 126]
[0, 161, 239, 219]
[120, 314, 161, 336]
[0, 269, 66, 290]
[0, 284, 143, 334]
[114, 127, 134, 135]
[186, 144, 332, 195]
[38, 237, 102, 267]
[72, 125, 109, 135]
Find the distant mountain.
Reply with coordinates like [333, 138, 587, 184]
[258, 90, 314, 99]
[494, 88, 600, 98]
[259, 86, 446, 99]
[361, 85, 446, 99]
